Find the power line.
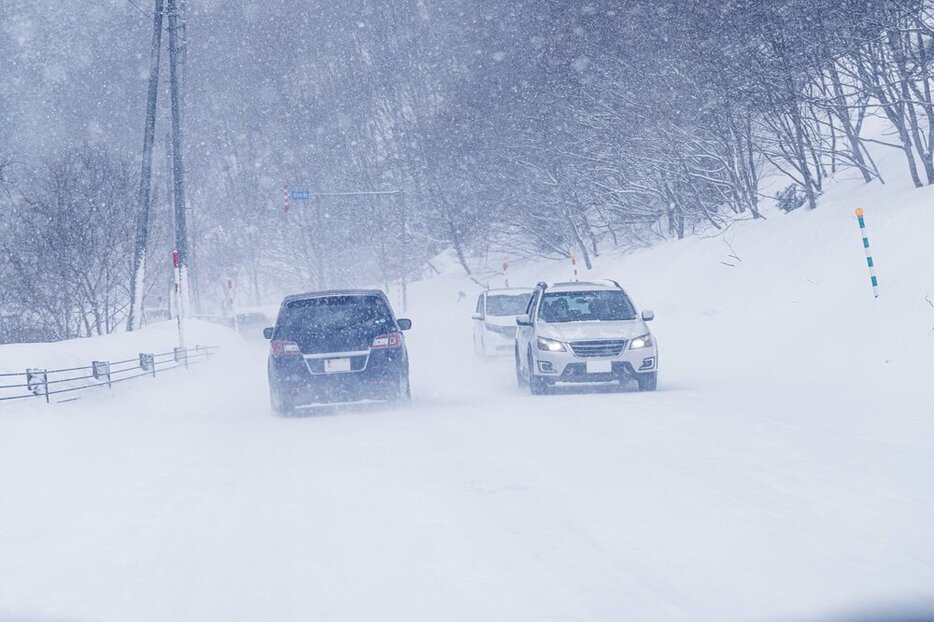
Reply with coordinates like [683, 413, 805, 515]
[121, 0, 188, 43]
[124, 0, 156, 22]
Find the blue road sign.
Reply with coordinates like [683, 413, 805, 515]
[290, 190, 311, 201]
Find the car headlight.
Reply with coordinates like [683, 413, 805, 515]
[630, 333, 654, 349]
[537, 336, 566, 352]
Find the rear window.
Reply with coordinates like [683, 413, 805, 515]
[278, 295, 393, 337]
[485, 293, 531, 317]
[538, 290, 636, 323]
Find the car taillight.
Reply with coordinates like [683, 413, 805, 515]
[371, 332, 403, 349]
[270, 340, 302, 356]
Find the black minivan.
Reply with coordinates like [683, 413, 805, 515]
[264, 290, 412, 414]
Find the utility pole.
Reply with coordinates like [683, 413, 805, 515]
[127, 0, 165, 331]
[399, 190, 408, 311]
[166, 0, 190, 319]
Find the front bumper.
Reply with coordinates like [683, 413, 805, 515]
[533, 343, 657, 383]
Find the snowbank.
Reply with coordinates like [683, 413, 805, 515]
[0, 319, 242, 375]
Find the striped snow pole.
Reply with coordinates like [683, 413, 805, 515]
[283, 185, 290, 213]
[571, 251, 578, 281]
[855, 208, 880, 298]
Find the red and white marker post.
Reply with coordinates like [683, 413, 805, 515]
[283, 185, 290, 213]
[173, 250, 186, 348]
[503, 258, 510, 288]
[571, 251, 578, 281]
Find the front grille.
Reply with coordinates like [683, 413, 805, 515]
[570, 339, 626, 358]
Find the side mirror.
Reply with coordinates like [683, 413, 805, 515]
[263, 327, 274, 339]
[516, 314, 532, 327]
[641, 310, 655, 322]
[397, 318, 413, 331]
[471, 313, 483, 321]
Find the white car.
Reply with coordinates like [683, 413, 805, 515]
[472, 288, 533, 356]
[514, 280, 657, 394]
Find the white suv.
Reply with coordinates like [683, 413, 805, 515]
[514, 281, 657, 394]
[472, 288, 533, 356]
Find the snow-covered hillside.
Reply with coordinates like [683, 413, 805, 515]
[435, 169, 934, 426]
[1, 177, 932, 621]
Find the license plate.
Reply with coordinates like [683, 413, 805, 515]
[324, 358, 352, 373]
[586, 360, 613, 374]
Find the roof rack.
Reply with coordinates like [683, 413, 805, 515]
[600, 279, 624, 290]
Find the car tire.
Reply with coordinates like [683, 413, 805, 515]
[636, 372, 658, 392]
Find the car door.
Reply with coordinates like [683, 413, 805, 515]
[516, 288, 540, 371]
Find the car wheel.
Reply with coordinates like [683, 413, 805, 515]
[636, 372, 658, 392]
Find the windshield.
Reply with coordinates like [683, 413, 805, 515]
[538, 291, 637, 323]
[485, 293, 531, 317]
[279, 295, 393, 338]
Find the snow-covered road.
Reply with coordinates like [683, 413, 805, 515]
[1, 313, 931, 621]
[3, 195, 934, 621]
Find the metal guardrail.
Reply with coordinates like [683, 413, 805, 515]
[0, 345, 218, 404]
